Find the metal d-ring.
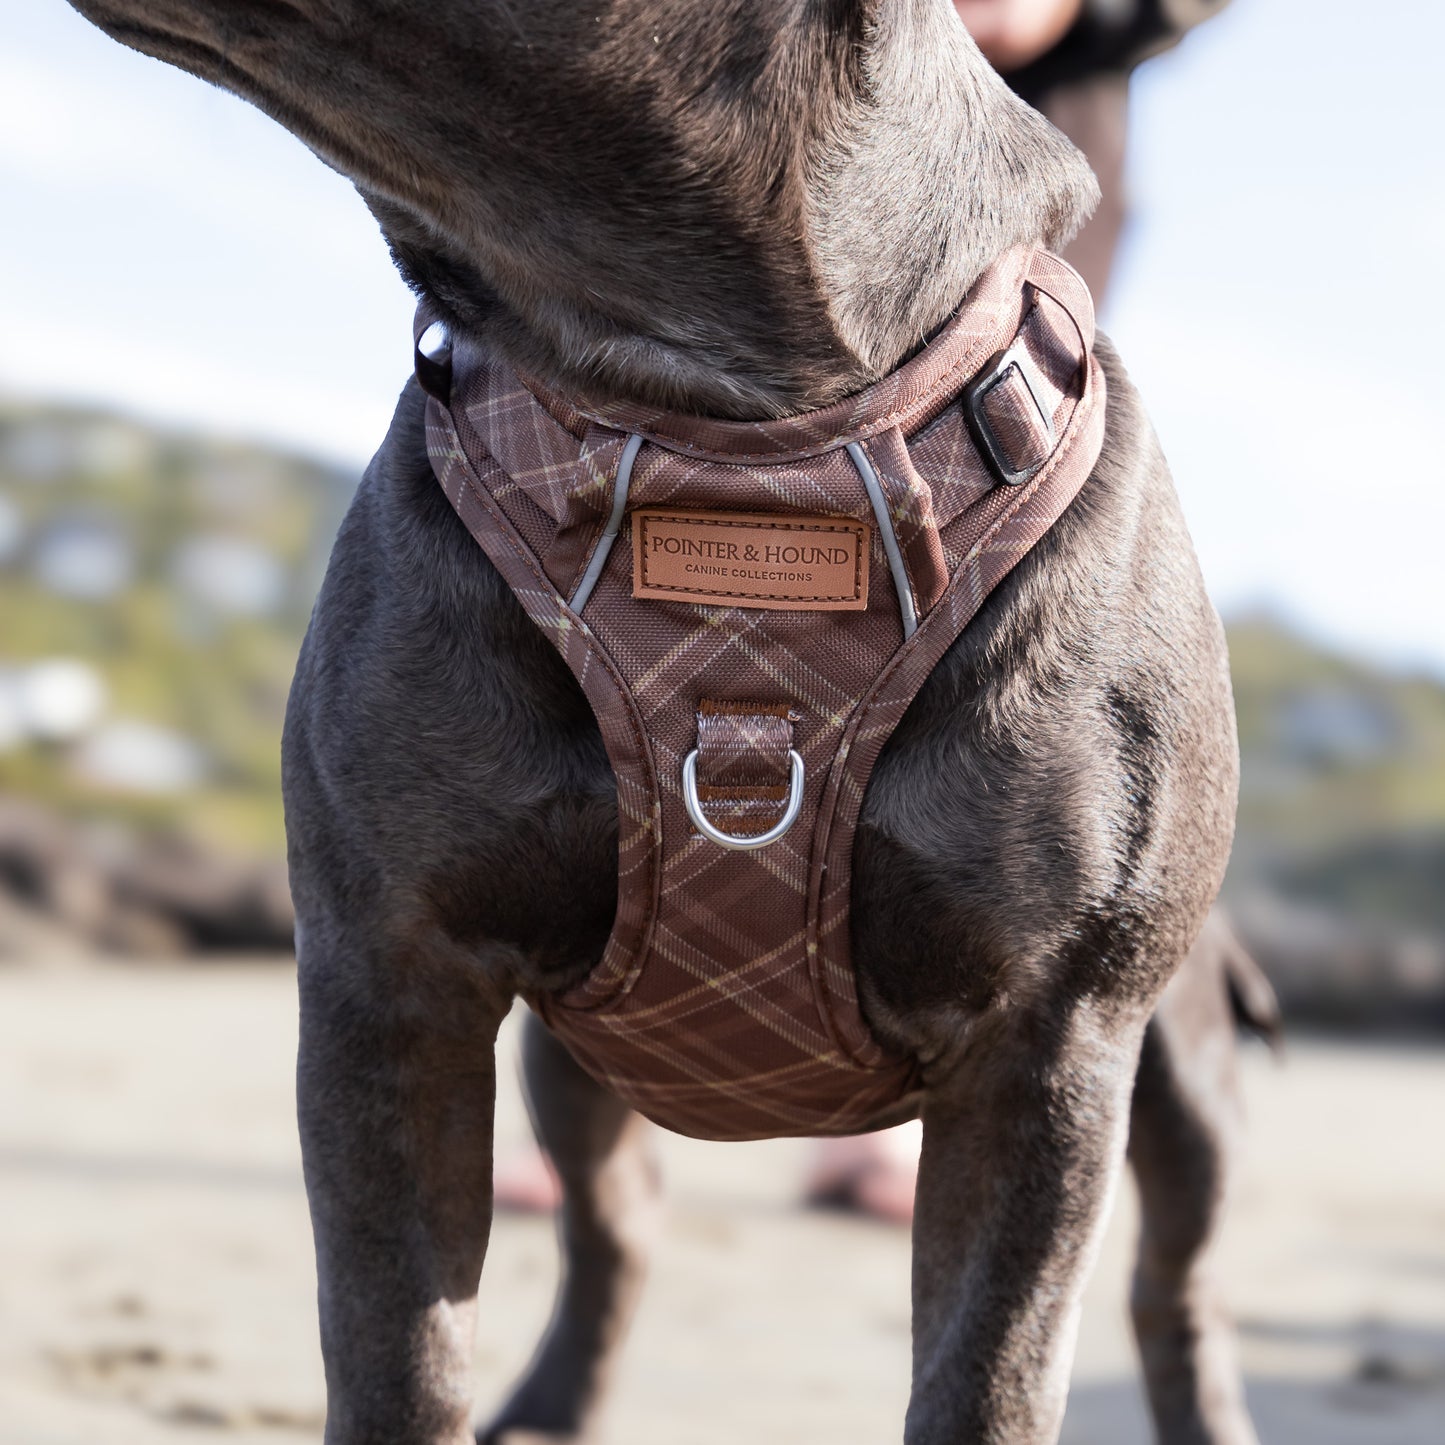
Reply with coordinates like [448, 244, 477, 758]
[681, 748, 805, 851]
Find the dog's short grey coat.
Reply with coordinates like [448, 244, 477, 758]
[63, 2, 1270, 1441]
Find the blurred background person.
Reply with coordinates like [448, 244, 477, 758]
[959, 0, 1231, 300]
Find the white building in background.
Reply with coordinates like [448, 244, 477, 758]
[72, 719, 208, 795]
[13, 658, 107, 743]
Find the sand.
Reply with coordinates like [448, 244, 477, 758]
[1, 960, 1441, 1443]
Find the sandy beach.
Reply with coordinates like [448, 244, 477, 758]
[1, 959, 1441, 1444]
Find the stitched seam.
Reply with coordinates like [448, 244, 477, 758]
[639, 584, 859, 602]
[698, 700, 797, 719]
[696, 785, 789, 801]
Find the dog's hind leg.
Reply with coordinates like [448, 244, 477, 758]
[296, 919, 511, 1445]
[481, 1012, 661, 1445]
[1127, 929, 1261, 1445]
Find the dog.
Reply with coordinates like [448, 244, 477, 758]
[63, 2, 1270, 1441]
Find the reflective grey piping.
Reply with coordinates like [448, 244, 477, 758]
[846, 440, 917, 639]
[568, 432, 644, 614]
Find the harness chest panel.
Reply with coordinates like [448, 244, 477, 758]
[424, 246, 1106, 1140]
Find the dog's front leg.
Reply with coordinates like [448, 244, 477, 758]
[906, 1002, 1144, 1445]
[297, 914, 511, 1445]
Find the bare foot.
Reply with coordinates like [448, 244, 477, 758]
[802, 1122, 920, 1226]
[498, 1129, 920, 1223]
[492, 1145, 562, 1214]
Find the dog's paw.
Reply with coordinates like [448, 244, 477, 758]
[479, 1431, 598, 1445]
[478, 1422, 602, 1445]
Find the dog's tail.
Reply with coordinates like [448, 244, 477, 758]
[1215, 912, 1284, 1053]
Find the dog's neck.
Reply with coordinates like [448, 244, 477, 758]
[373, 2, 1097, 419]
[68, 0, 1095, 419]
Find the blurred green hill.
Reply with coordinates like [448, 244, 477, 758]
[1229, 617, 1445, 940]
[1, 399, 1442, 977]
[0, 399, 353, 862]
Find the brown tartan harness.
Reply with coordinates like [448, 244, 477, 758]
[421, 245, 1106, 1141]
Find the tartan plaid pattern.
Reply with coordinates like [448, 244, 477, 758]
[694, 702, 796, 835]
[424, 245, 1105, 1140]
[980, 367, 1052, 472]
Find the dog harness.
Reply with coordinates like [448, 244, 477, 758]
[421, 245, 1106, 1140]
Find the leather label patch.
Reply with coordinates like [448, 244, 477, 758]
[632, 509, 870, 611]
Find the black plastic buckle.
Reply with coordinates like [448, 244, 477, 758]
[414, 319, 453, 402]
[963, 340, 1056, 487]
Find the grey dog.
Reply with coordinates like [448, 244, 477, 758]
[64, 2, 1273, 1441]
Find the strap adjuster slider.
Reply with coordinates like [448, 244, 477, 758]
[964, 340, 1057, 488]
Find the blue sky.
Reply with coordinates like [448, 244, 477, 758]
[3, 1, 1443, 675]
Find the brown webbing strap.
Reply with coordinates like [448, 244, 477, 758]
[692, 702, 797, 839]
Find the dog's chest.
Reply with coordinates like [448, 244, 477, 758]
[423, 246, 1104, 1140]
